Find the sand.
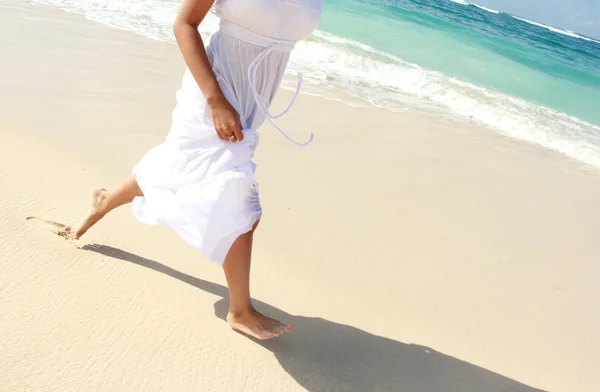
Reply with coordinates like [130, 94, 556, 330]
[1, 1, 600, 391]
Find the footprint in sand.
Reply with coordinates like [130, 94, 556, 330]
[25, 216, 75, 239]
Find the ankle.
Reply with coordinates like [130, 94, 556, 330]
[92, 189, 110, 214]
[228, 305, 254, 319]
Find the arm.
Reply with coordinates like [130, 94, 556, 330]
[174, 0, 243, 141]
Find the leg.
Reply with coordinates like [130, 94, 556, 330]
[223, 222, 292, 340]
[72, 175, 143, 239]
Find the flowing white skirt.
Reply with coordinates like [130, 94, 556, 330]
[132, 83, 262, 265]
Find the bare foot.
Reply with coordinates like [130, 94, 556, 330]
[227, 309, 292, 340]
[72, 188, 108, 239]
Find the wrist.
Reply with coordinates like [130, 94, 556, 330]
[204, 82, 227, 108]
[206, 92, 227, 108]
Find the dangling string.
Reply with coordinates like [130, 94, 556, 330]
[251, 47, 304, 120]
[247, 45, 314, 146]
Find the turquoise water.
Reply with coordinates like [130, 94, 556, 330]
[320, 0, 600, 126]
[33, 0, 600, 167]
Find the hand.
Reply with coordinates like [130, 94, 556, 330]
[207, 94, 244, 142]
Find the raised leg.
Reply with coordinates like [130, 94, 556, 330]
[73, 175, 142, 239]
[223, 222, 292, 340]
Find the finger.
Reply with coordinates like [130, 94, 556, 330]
[233, 127, 244, 142]
[224, 123, 239, 142]
[220, 131, 231, 142]
[216, 128, 227, 141]
[234, 114, 244, 141]
[213, 120, 226, 140]
[223, 132, 236, 142]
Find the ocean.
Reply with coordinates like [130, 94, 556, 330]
[32, 0, 600, 167]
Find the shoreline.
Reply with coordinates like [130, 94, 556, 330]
[2, 1, 600, 391]
[30, 0, 600, 170]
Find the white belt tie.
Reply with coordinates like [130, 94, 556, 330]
[247, 45, 314, 146]
[220, 21, 313, 146]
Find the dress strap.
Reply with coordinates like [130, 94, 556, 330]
[247, 45, 314, 146]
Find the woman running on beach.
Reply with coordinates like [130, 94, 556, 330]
[69, 0, 321, 340]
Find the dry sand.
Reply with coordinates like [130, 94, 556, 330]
[1, 1, 600, 391]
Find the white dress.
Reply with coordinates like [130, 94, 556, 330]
[131, 0, 322, 264]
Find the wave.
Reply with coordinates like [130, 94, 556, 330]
[449, 0, 600, 44]
[472, 4, 500, 14]
[450, 1, 500, 15]
[289, 31, 600, 168]
[31, 0, 194, 41]
[512, 16, 600, 44]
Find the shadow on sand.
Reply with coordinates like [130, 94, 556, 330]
[83, 244, 547, 392]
